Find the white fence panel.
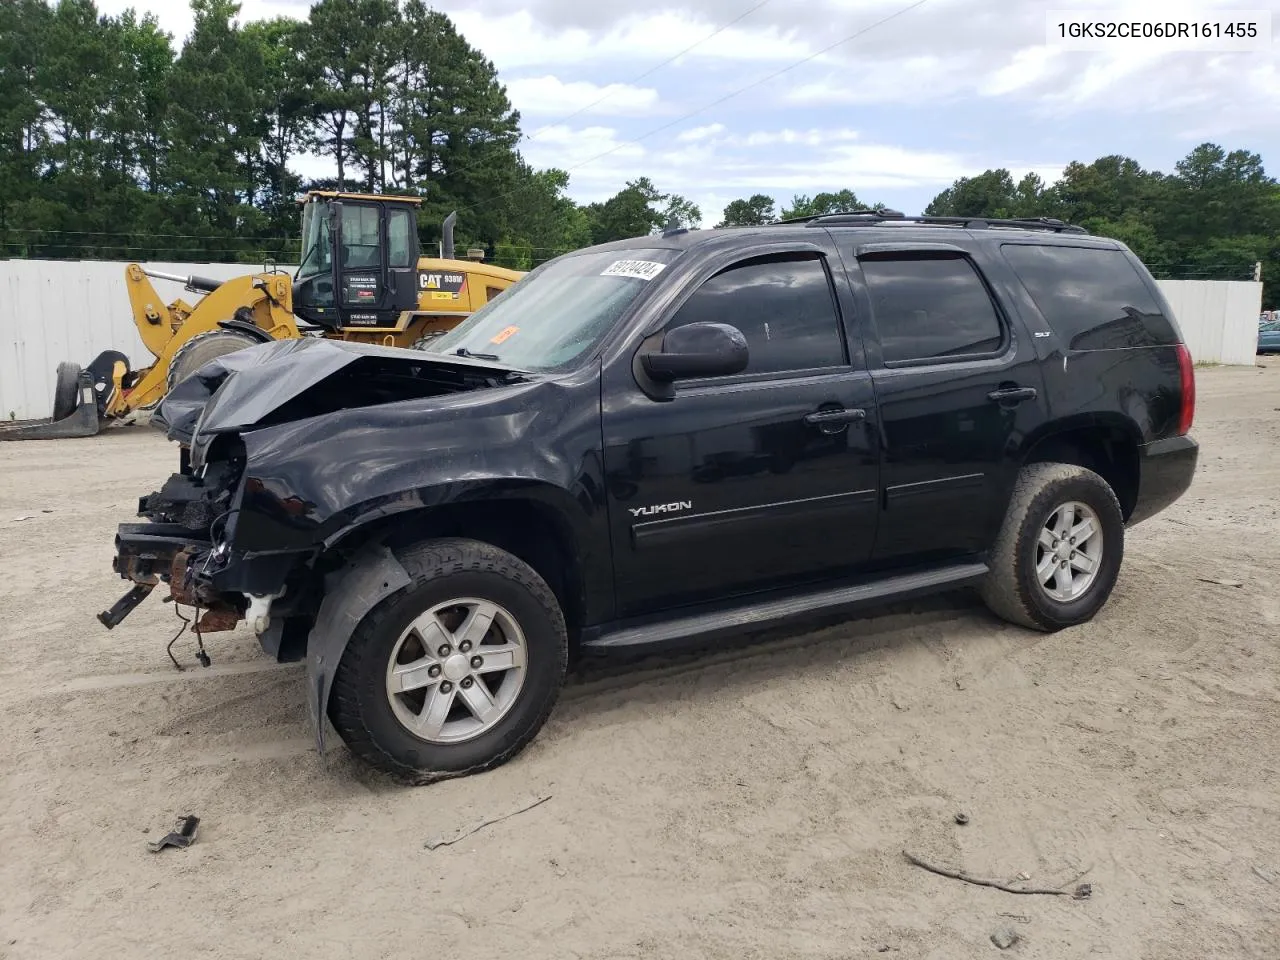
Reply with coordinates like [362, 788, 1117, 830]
[1155, 278, 1262, 366]
[0, 260, 286, 420]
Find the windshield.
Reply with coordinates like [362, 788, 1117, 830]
[296, 200, 333, 280]
[426, 248, 681, 371]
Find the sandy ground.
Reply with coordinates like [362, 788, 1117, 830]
[1, 363, 1278, 960]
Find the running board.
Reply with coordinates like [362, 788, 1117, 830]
[582, 561, 989, 651]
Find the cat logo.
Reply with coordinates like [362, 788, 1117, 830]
[629, 501, 693, 518]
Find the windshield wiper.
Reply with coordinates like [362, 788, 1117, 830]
[455, 347, 501, 361]
[295, 238, 322, 279]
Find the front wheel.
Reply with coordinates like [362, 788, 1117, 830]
[981, 462, 1125, 631]
[328, 538, 568, 782]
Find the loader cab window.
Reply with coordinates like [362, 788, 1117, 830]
[387, 207, 414, 268]
[340, 204, 382, 269]
[296, 201, 334, 281]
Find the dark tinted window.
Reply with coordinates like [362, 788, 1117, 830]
[667, 254, 847, 375]
[1001, 244, 1177, 351]
[860, 254, 1004, 363]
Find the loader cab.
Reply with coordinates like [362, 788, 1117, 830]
[292, 191, 422, 330]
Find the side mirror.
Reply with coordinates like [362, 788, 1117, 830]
[641, 322, 749, 383]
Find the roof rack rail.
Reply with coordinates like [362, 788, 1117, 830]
[769, 210, 1089, 234]
[771, 207, 903, 225]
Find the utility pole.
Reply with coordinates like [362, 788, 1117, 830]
[1254, 261, 1262, 282]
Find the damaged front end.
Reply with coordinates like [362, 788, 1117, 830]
[99, 436, 262, 637]
[99, 335, 536, 667]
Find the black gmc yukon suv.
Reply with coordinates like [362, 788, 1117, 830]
[102, 212, 1198, 782]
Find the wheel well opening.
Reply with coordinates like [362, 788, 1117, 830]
[1024, 426, 1140, 519]
[337, 500, 585, 641]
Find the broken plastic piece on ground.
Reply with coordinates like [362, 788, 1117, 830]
[991, 928, 1020, 949]
[1074, 882, 1093, 899]
[147, 814, 200, 853]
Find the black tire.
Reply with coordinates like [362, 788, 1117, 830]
[52, 361, 82, 422]
[329, 538, 568, 783]
[980, 462, 1125, 632]
[166, 329, 261, 393]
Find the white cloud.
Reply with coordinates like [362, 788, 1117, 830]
[784, 56, 963, 106]
[676, 123, 727, 142]
[521, 124, 646, 172]
[448, 8, 812, 71]
[507, 75, 660, 119]
[525, 121, 980, 219]
[980, 47, 1065, 97]
[735, 128, 861, 148]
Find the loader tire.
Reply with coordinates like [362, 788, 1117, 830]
[167, 329, 260, 393]
[52, 362, 82, 422]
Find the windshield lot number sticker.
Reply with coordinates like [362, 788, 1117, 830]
[490, 325, 520, 345]
[602, 260, 666, 281]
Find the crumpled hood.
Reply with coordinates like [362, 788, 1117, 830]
[154, 336, 527, 446]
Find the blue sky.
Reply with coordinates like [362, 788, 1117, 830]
[98, 0, 1280, 226]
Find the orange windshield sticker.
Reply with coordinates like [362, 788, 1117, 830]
[490, 325, 519, 345]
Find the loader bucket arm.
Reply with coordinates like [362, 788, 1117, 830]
[120, 272, 300, 414]
[125, 264, 179, 360]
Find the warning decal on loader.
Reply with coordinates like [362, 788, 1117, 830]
[344, 274, 379, 304]
[419, 271, 466, 300]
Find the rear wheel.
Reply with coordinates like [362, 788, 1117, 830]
[51, 362, 82, 421]
[981, 462, 1125, 631]
[328, 538, 568, 782]
[166, 329, 262, 393]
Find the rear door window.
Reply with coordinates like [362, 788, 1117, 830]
[1001, 244, 1177, 350]
[859, 253, 1005, 364]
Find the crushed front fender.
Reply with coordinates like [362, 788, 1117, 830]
[305, 544, 412, 754]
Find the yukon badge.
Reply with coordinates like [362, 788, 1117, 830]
[629, 500, 693, 518]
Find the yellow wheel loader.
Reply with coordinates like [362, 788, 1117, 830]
[0, 192, 524, 441]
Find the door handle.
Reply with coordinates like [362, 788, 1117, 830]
[987, 386, 1038, 403]
[804, 408, 867, 429]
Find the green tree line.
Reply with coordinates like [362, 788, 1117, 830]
[717, 147, 1280, 306]
[0, 0, 700, 268]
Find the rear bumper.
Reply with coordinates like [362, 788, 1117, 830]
[1128, 434, 1198, 526]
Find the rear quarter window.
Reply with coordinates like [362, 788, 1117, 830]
[1001, 244, 1177, 351]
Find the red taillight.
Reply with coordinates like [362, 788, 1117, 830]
[1175, 342, 1195, 436]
